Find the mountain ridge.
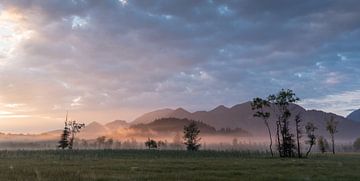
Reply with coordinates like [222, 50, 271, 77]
[347, 109, 360, 122]
[131, 102, 360, 139]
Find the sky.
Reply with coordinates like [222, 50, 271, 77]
[0, 0, 359, 133]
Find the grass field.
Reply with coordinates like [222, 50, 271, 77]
[0, 150, 359, 181]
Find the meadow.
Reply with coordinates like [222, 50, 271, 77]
[0, 150, 359, 181]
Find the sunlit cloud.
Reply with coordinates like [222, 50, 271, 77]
[71, 96, 82, 107]
[0, 8, 33, 60]
[118, 0, 128, 6]
[70, 15, 89, 29]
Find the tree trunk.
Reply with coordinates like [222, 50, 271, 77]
[276, 119, 282, 157]
[264, 120, 273, 157]
[296, 134, 301, 158]
[69, 132, 75, 150]
[306, 144, 313, 157]
[332, 134, 335, 154]
[296, 119, 301, 158]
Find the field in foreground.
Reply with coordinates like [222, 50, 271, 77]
[0, 150, 359, 181]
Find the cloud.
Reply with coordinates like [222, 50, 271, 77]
[299, 90, 360, 116]
[0, 0, 360, 132]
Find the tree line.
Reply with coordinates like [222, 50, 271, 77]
[58, 113, 202, 151]
[145, 121, 201, 151]
[58, 89, 346, 156]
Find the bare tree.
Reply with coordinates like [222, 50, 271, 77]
[68, 120, 85, 149]
[305, 122, 317, 157]
[326, 116, 338, 154]
[251, 97, 273, 157]
[295, 113, 303, 158]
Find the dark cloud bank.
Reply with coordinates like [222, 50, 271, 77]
[0, 0, 360, 131]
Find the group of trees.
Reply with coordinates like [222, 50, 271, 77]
[145, 121, 202, 151]
[144, 138, 167, 149]
[57, 89, 346, 155]
[315, 117, 339, 154]
[251, 89, 339, 158]
[58, 113, 85, 150]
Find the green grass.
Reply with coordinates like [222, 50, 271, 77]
[0, 150, 359, 181]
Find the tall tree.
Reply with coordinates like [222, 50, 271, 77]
[294, 113, 303, 158]
[58, 113, 70, 149]
[68, 120, 85, 150]
[326, 116, 338, 154]
[251, 97, 273, 157]
[183, 121, 201, 151]
[268, 89, 299, 157]
[305, 122, 317, 157]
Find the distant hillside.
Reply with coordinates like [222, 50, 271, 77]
[78, 121, 109, 139]
[132, 108, 174, 124]
[130, 117, 250, 137]
[347, 109, 360, 122]
[105, 120, 129, 131]
[77, 120, 130, 139]
[132, 102, 360, 139]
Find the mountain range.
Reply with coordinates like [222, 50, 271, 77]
[130, 117, 249, 137]
[132, 102, 360, 140]
[1, 103, 359, 142]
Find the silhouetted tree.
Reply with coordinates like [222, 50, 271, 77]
[353, 137, 360, 151]
[305, 122, 317, 157]
[105, 138, 114, 149]
[145, 138, 157, 149]
[157, 140, 166, 149]
[295, 113, 303, 158]
[268, 89, 299, 157]
[318, 136, 329, 153]
[326, 116, 338, 154]
[96, 136, 106, 149]
[251, 97, 273, 157]
[68, 120, 85, 150]
[183, 121, 201, 151]
[58, 113, 70, 149]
